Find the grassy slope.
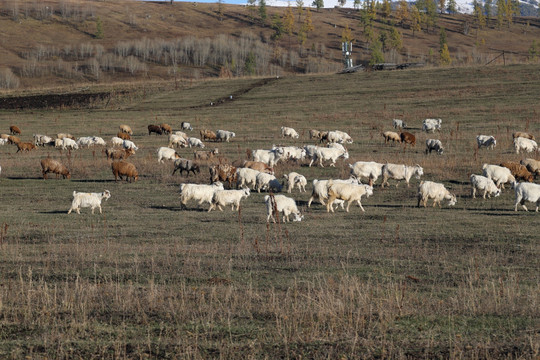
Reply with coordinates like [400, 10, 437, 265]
[1, 0, 540, 89]
[0, 65, 539, 358]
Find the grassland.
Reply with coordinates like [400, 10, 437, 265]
[0, 65, 539, 358]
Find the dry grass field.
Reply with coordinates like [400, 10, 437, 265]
[0, 64, 539, 358]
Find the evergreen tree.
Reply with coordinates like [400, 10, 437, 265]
[259, 0, 267, 24]
[439, 27, 447, 49]
[369, 38, 384, 65]
[528, 40, 539, 62]
[95, 17, 104, 39]
[484, 0, 492, 26]
[447, 0, 457, 13]
[271, 15, 284, 40]
[354, 0, 361, 10]
[247, 0, 257, 20]
[389, 26, 403, 50]
[312, 0, 324, 12]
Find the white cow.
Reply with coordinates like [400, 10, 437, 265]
[514, 182, 540, 212]
[168, 134, 188, 148]
[68, 190, 111, 214]
[392, 119, 406, 129]
[236, 168, 261, 189]
[252, 148, 284, 167]
[62, 138, 79, 150]
[381, 163, 424, 188]
[187, 137, 205, 148]
[181, 122, 193, 131]
[422, 118, 442, 133]
[482, 164, 516, 189]
[157, 147, 180, 163]
[417, 181, 456, 208]
[326, 182, 374, 213]
[216, 130, 236, 142]
[308, 177, 359, 207]
[111, 137, 124, 147]
[349, 161, 384, 186]
[425, 139, 444, 154]
[208, 188, 250, 212]
[470, 174, 501, 199]
[514, 137, 538, 154]
[476, 135, 497, 150]
[180, 182, 224, 210]
[122, 140, 138, 151]
[283, 172, 307, 193]
[255, 173, 283, 193]
[309, 146, 349, 167]
[326, 130, 353, 144]
[281, 126, 299, 139]
[264, 194, 303, 223]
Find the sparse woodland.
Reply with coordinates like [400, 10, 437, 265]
[0, 0, 539, 89]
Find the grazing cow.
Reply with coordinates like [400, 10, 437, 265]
[520, 158, 540, 178]
[381, 163, 424, 188]
[482, 164, 516, 189]
[264, 194, 303, 223]
[512, 132, 535, 141]
[172, 158, 200, 176]
[400, 132, 416, 147]
[181, 122, 193, 131]
[382, 131, 401, 144]
[281, 126, 300, 139]
[9, 125, 21, 135]
[514, 137, 538, 154]
[417, 181, 456, 208]
[425, 139, 444, 154]
[500, 161, 534, 182]
[422, 118, 442, 133]
[392, 119, 406, 129]
[349, 161, 384, 186]
[200, 129, 217, 142]
[470, 174, 500, 199]
[160, 123, 172, 135]
[157, 147, 180, 163]
[148, 125, 163, 135]
[514, 182, 540, 212]
[209, 164, 237, 188]
[326, 181, 373, 213]
[476, 135, 497, 150]
[68, 190, 111, 214]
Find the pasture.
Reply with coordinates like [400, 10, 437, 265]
[0, 65, 539, 358]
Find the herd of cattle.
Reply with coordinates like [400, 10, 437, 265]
[2, 119, 540, 220]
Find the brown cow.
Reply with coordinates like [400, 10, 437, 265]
[9, 125, 21, 135]
[16, 142, 36, 152]
[500, 161, 534, 182]
[148, 125, 163, 135]
[209, 164, 237, 188]
[400, 131, 416, 147]
[117, 132, 131, 140]
[200, 129, 217, 142]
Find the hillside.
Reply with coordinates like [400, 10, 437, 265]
[0, 0, 539, 90]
